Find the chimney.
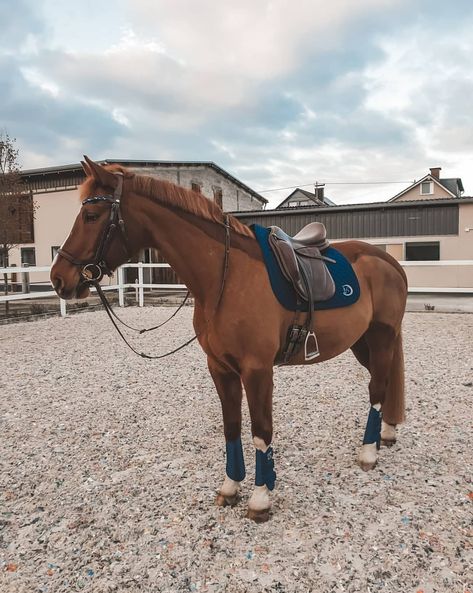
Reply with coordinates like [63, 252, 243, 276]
[430, 167, 441, 180]
[314, 183, 325, 203]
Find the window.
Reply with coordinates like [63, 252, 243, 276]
[213, 187, 223, 209]
[420, 181, 433, 195]
[51, 246, 60, 261]
[288, 201, 300, 207]
[191, 182, 202, 193]
[405, 241, 440, 261]
[21, 247, 36, 266]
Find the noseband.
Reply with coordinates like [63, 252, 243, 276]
[57, 173, 130, 282]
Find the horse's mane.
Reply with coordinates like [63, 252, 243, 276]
[80, 164, 255, 240]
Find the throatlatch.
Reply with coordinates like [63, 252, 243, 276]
[255, 447, 276, 491]
[363, 406, 382, 450]
[226, 438, 246, 482]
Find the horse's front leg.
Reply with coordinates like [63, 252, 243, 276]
[241, 365, 276, 523]
[207, 357, 245, 507]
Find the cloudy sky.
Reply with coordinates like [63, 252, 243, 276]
[2, 0, 473, 207]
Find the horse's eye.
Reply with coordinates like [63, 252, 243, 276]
[84, 212, 99, 223]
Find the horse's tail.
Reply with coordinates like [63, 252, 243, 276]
[382, 331, 405, 425]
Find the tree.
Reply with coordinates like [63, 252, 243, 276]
[0, 132, 35, 313]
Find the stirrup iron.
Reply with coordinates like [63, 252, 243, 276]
[304, 330, 320, 361]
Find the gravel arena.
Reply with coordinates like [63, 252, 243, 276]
[1, 308, 472, 593]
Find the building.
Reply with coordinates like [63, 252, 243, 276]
[233, 168, 473, 292]
[389, 167, 464, 202]
[6, 159, 267, 279]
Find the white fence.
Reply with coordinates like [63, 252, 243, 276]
[0, 260, 472, 317]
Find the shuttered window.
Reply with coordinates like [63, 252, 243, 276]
[405, 241, 440, 261]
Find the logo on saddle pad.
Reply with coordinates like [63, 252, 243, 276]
[342, 284, 354, 297]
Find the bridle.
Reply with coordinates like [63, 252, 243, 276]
[56, 172, 232, 359]
[57, 173, 130, 283]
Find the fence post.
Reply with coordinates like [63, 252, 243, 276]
[60, 298, 67, 317]
[118, 266, 124, 307]
[138, 262, 144, 307]
[22, 263, 30, 294]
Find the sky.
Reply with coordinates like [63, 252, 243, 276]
[1, 0, 473, 208]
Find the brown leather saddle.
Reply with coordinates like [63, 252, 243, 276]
[268, 222, 336, 363]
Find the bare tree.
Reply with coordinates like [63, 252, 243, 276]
[0, 132, 35, 313]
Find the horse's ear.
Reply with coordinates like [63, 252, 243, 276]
[83, 155, 118, 189]
[80, 160, 92, 176]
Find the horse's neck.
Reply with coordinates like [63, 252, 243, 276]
[130, 197, 227, 306]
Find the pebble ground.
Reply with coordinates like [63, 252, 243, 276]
[1, 308, 472, 593]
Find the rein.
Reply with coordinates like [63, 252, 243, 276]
[57, 173, 231, 359]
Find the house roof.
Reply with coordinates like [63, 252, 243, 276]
[276, 187, 335, 208]
[389, 173, 463, 202]
[20, 159, 268, 205]
[277, 188, 324, 208]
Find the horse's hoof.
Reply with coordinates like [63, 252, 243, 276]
[216, 493, 239, 507]
[358, 442, 378, 471]
[358, 458, 378, 472]
[247, 507, 271, 523]
[381, 422, 397, 447]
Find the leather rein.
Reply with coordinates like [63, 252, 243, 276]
[57, 173, 231, 359]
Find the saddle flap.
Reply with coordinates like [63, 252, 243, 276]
[269, 234, 306, 298]
[269, 227, 336, 303]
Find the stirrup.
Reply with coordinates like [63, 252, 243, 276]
[304, 330, 320, 361]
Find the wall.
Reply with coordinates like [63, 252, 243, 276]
[335, 203, 473, 289]
[132, 164, 262, 212]
[394, 180, 452, 202]
[8, 189, 80, 283]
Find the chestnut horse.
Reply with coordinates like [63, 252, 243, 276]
[50, 157, 407, 522]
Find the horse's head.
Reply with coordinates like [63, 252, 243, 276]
[50, 156, 134, 299]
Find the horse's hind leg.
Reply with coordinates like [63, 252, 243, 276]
[358, 323, 399, 471]
[380, 332, 405, 446]
[207, 357, 245, 507]
[351, 335, 401, 447]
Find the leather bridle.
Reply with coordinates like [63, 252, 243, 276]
[57, 173, 130, 283]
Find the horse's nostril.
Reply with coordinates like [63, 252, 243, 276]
[53, 276, 64, 293]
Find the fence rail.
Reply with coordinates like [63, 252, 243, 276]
[0, 262, 186, 316]
[1, 260, 472, 317]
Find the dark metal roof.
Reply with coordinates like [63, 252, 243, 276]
[439, 177, 464, 195]
[232, 198, 468, 240]
[231, 196, 473, 217]
[20, 159, 268, 204]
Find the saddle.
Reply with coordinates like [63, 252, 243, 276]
[268, 222, 336, 363]
[269, 223, 335, 302]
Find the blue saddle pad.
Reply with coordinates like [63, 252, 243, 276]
[251, 224, 360, 312]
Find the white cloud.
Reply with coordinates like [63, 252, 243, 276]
[4, 0, 473, 205]
[129, 0, 404, 80]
